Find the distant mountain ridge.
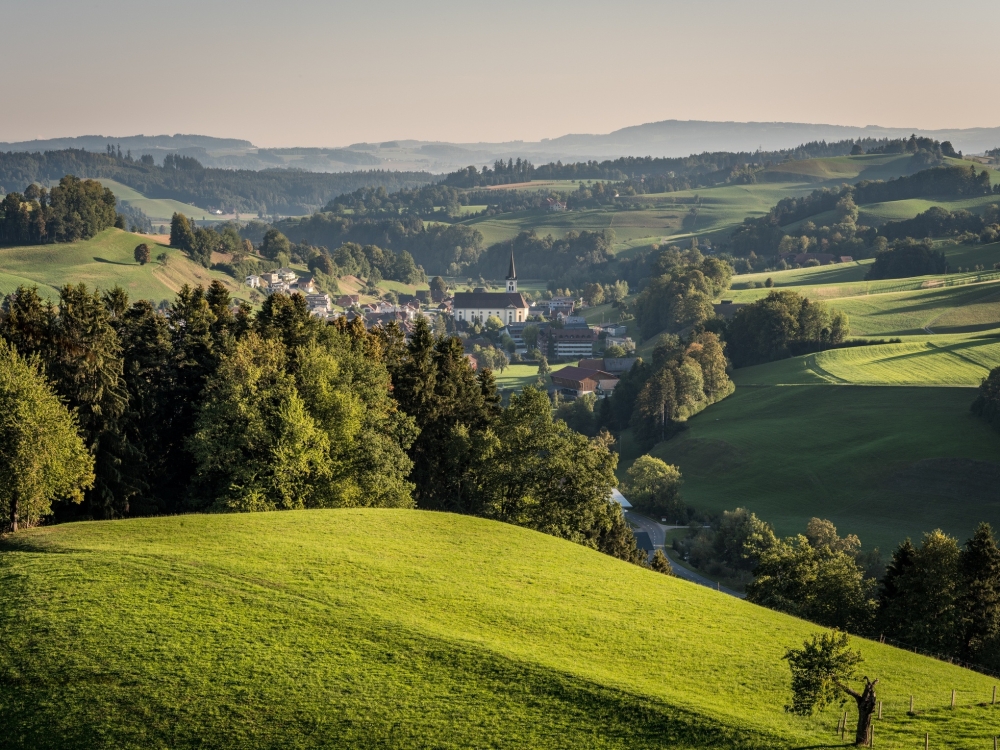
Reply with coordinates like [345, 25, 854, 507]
[0, 133, 253, 153]
[531, 120, 1000, 159]
[4, 120, 1000, 174]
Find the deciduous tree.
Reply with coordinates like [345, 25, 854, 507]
[0, 340, 93, 531]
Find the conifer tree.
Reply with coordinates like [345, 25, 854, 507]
[958, 523, 1000, 664]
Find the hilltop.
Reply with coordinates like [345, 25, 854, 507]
[2, 509, 999, 749]
[0, 228, 244, 305]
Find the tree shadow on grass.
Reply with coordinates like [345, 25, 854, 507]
[92, 256, 137, 266]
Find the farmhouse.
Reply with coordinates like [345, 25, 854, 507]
[550, 366, 619, 398]
[452, 251, 529, 325]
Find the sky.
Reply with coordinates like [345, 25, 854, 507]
[1, 0, 998, 147]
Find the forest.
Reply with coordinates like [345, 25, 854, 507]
[277, 212, 484, 276]
[0, 175, 119, 245]
[0, 149, 434, 215]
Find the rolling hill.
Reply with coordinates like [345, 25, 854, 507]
[625, 240, 1000, 553]
[3, 509, 1000, 749]
[443, 155, 1000, 256]
[0, 229, 246, 305]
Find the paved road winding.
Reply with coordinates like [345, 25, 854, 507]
[624, 510, 744, 598]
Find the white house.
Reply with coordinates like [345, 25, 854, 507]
[452, 251, 529, 326]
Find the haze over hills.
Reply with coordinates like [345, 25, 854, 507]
[5, 120, 1000, 174]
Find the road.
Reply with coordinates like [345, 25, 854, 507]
[624, 510, 744, 598]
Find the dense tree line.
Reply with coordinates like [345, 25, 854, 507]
[730, 165, 995, 258]
[725, 291, 849, 367]
[599, 331, 732, 449]
[474, 229, 616, 283]
[865, 134, 959, 158]
[748, 517, 1000, 675]
[879, 204, 1000, 244]
[306, 240, 425, 285]
[0, 287, 645, 566]
[443, 158, 536, 187]
[865, 241, 948, 280]
[277, 212, 484, 276]
[324, 184, 467, 218]
[169, 213, 246, 267]
[630, 245, 733, 340]
[0, 175, 119, 245]
[528, 139, 882, 183]
[0, 149, 433, 215]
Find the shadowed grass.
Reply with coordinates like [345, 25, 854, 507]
[3, 510, 1000, 748]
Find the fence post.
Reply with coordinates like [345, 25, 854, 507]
[924, 731, 929, 750]
[993, 685, 996, 706]
[877, 700, 882, 720]
[909, 694, 914, 715]
[951, 689, 956, 709]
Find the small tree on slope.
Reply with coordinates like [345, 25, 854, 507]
[784, 631, 877, 747]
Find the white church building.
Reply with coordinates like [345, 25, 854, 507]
[452, 251, 529, 326]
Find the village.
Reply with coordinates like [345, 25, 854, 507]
[245, 251, 635, 401]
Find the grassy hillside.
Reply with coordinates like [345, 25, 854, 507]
[634, 386, 1000, 552]
[0, 229, 245, 304]
[731, 336, 1000, 386]
[98, 179, 231, 225]
[430, 155, 994, 254]
[3, 509, 1000, 749]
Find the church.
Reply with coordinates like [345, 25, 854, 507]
[452, 251, 529, 326]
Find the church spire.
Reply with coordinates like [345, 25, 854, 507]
[506, 250, 517, 293]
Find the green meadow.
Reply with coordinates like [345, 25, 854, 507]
[445, 155, 1000, 254]
[0, 228, 245, 304]
[731, 336, 1000, 386]
[98, 179, 226, 225]
[635, 386, 1000, 552]
[4, 509, 1000, 749]
[494, 361, 570, 390]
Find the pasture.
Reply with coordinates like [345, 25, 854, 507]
[0, 229, 244, 304]
[3, 509, 1000, 749]
[98, 179, 229, 225]
[636, 385, 1000, 553]
[731, 336, 1000, 386]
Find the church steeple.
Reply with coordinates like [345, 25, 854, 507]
[506, 250, 517, 293]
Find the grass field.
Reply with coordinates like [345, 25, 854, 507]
[731, 336, 1000, 386]
[439, 154, 988, 254]
[4, 509, 1000, 749]
[0, 229, 245, 304]
[98, 179, 227, 225]
[830, 280, 1000, 336]
[631, 386, 1000, 552]
[494, 361, 570, 390]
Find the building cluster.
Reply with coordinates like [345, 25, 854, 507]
[245, 268, 318, 296]
[449, 251, 636, 397]
[243, 252, 635, 398]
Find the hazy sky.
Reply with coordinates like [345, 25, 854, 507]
[2, 0, 998, 147]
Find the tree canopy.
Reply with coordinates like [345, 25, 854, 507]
[0, 340, 94, 531]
